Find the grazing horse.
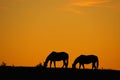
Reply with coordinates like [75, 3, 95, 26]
[44, 51, 69, 68]
[72, 55, 99, 69]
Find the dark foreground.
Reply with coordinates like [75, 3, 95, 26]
[0, 67, 120, 80]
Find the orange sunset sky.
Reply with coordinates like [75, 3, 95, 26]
[0, 0, 120, 70]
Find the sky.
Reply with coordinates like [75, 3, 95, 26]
[0, 0, 120, 70]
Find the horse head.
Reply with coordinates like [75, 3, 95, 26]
[72, 63, 76, 68]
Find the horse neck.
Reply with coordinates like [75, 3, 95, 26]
[44, 56, 50, 65]
[73, 59, 78, 66]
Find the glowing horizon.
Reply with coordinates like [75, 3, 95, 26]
[0, 0, 120, 70]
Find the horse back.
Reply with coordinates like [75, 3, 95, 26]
[79, 55, 98, 63]
[49, 52, 68, 61]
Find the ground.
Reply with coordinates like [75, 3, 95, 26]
[0, 66, 120, 80]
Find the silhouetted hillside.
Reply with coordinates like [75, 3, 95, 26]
[0, 66, 119, 80]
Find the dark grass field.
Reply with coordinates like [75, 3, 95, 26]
[0, 66, 120, 80]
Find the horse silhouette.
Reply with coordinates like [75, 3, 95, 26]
[72, 55, 99, 69]
[44, 51, 69, 68]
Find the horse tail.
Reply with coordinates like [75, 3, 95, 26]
[96, 57, 99, 69]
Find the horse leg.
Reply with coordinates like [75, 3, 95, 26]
[50, 61, 52, 68]
[92, 63, 94, 69]
[92, 62, 95, 69]
[79, 63, 81, 69]
[65, 59, 68, 68]
[95, 62, 97, 69]
[54, 61, 56, 68]
[62, 60, 65, 68]
[82, 64, 85, 69]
